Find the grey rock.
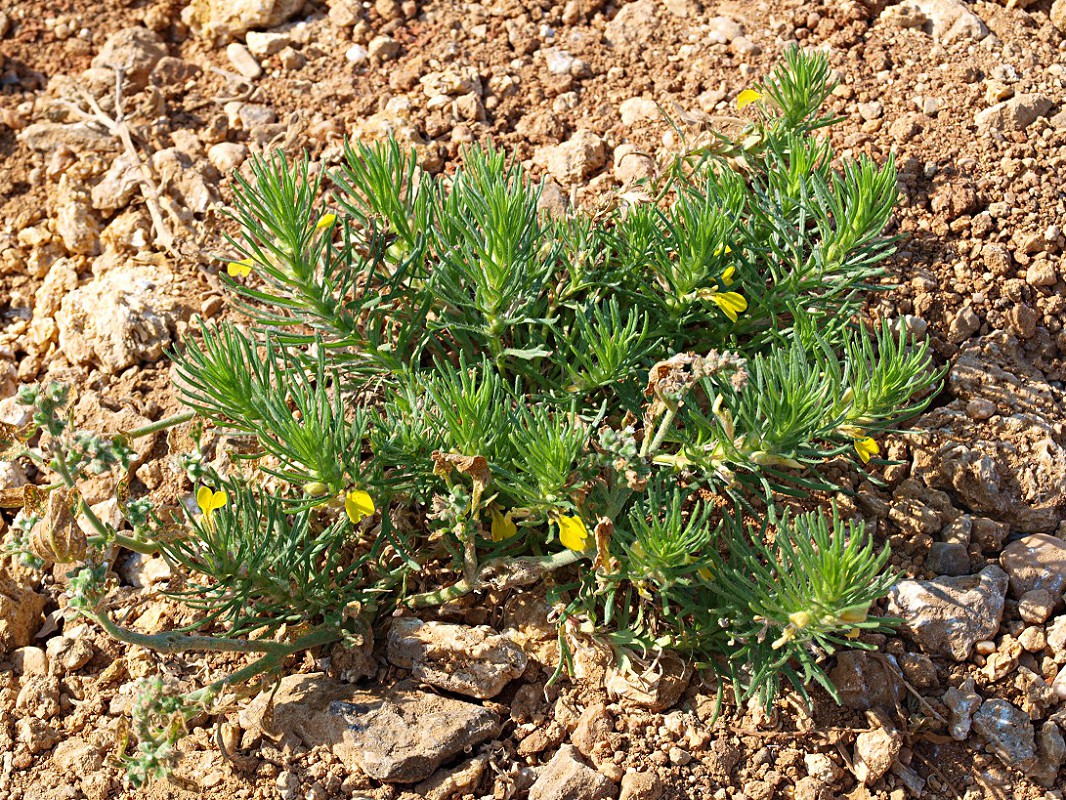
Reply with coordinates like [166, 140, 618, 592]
[45, 635, 93, 672]
[1000, 534, 1066, 598]
[1051, 665, 1066, 700]
[544, 48, 576, 76]
[18, 122, 119, 154]
[51, 737, 103, 775]
[943, 678, 981, 740]
[910, 0, 988, 42]
[12, 646, 49, 676]
[16, 718, 60, 754]
[916, 333, 1066, 533]
[1029, 721, 1065, 786]
[972, 698, 1036, 772]
[56, 266, 182, 373]
[91, 27, 166, 89]
[183, 0, 306, 44]
[91, 152, 142, 213]
[386, 618, 527, 699]
[605, 652, 690, 711]
[1018, 589, 1058, 624]
[853, 727, 902, 785]
[208, 142, 249, 174]
[887, 565, 1007, 660]
[345, 44, 369, 64]
[1053, 0, 1066, 32]
[535, 130, 606, 185]
[925, 541, 970, 576]
[226, 42, 262, 80]
[619, 771, 662, 800]
[947, 305, 980, 343]
[829, 651, 904, 711]
[706, 16, 743, 44]
[241, 674, 500, 784]
[976, 94, 1054, 133]
[245, 30, 291, 56]
[613, 144, 656, 185]
[889, 498, 941, 536]
[604, 0, 659, 47]
[528, 745, 618, 800]
[117, 552, 172, 588]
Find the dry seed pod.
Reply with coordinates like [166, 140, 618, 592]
[29, 486, 87, 564]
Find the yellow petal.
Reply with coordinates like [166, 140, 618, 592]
[737, 89, 762, 110]
[345, 489, 376, 523]
[491, 508, 518, 542]
[557, 515, 589, 552]
[207, 489, 228, 511]
[788, 610, 811, 629]
[710, 291, 748, 322]
[315, 213, 337, 231]
[697, 566, 713, 581]
[838, 603, 870, 624]
[196, 486, 213, 514]
[854, 437, 880, 464]
[721, 265, 736, 286]
[227, 257, 254, 277]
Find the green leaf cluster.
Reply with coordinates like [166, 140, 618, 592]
[149, 47, 940, 705]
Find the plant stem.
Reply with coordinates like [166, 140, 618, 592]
[640, 406, 677, 458]
[125, 410, 197, 440]
[93, 532, 158, 555]
[85, 607, 338, 658]
[405, 548, 583, 609]
[51, 446, 122, 548]
[182, 630, 335, 707]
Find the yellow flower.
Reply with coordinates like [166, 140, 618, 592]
[557, 514, 589, 552]
[721, 265, 736, 286]
[710, 291, 748, 322]
[838, 603, 869, 624]
[227, 258, 254, 278]
[714, 244, 733, 258]
[345, 489, 376, 523]
[315, 213, 337, 231]
[490, 508, 518, 541]
[737, 89, 762, 110]
[771, 625, 797, 650]
[854, 436, 880, 464]
[196, 486, 228, 529]
[788, 610, 811, 629]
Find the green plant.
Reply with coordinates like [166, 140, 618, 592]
[2, 47, 939, 783]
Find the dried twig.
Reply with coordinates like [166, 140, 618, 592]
[58, 65, 178, 253]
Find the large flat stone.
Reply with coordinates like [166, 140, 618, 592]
[240, 674, 500, 783]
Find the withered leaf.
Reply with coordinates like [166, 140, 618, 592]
[0, 420, 34, 460]
[29, 486, 87, 564]
[431, 451, 491, 487]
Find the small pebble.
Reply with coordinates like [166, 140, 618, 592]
[226, 42, 263, 80]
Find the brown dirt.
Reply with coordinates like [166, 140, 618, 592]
[1, 1, 1065, 799]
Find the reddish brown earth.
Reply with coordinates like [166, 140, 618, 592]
[2, 1, 1066, 799]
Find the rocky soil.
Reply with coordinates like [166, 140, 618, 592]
[2, 0, 1066, 799]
